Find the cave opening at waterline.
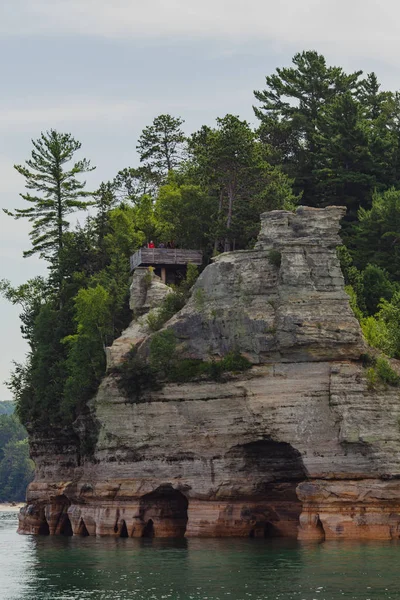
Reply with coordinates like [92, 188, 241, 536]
[226, 439, 307, 538]
[38, 519, 50, 536]
[120, 520, 129, 538]
[78, 520, 90, 537]
[139, 487, 189, 538]
[59, 515, 73, 537]
[142, 519, 154, 538]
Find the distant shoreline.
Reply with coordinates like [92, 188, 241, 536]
[0, 503, 24, 512]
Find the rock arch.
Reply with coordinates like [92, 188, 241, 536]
[77, 519, 90, 537]
[139, 486, 188, 538]
[224, 439, 307, 537]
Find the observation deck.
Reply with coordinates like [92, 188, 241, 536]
[130, 248, 203, 283]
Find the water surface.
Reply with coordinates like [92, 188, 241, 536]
[1, 512, 399, 600]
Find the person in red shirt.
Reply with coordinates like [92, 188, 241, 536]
[148, 240, 155, 248]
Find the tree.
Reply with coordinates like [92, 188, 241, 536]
[190, 114, 297, 251]
[254, 51, 362, 204]
[113, 166, 159, 202]
[313, 92, 375, 214]
[361, 264, 395, 315]
[355, 188, 400, 280]
[5, 130, 95, 271]
[137, 114, 186, 178]
[0, 277, 48, 341]
[358, 72, 390, 121]
[155, 179, 215, 252]
[0, 438, 34, 501]
[0, 414, 27, 460]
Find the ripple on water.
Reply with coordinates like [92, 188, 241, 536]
[0, 513, 399, 600]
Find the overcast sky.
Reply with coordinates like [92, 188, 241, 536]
[1, 0, 400, 397]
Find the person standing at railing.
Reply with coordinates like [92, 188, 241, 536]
[148, 240, 155, 248]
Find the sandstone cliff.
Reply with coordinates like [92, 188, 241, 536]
[20, 206, 400, 541]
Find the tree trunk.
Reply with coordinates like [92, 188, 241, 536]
[214, 189, 224, 253]
[224, 179, 235, 252]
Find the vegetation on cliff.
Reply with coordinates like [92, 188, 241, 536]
[3, 50, 400, 432]
[0, 407, 34, 501]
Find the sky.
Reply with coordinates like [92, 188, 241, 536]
[1, 0, 400, 397]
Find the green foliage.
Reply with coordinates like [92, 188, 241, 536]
[0, 277, 48, 341]
[362, 353, 399, 389]
[375, 357, 400, 386]
[149, 330, 178, 373]
[146, 292, 186, 332]
[361, 316, 390, 353]
[168, 350, 252, 383]
[184, 263, 199, 290]
[355, 189, 400, 281]
[155, 179, 215, 252]
[189, 114, 297, 251]
[267, 249, 282, 268]
[7, 50, 400, 449]
[361, 264, 395, 315]
[4, 130, 94, 269]
[146, 267, 199, 332]
[0, 414, 27, 460]
[113, 347, 161, 402]
[0, 402, 14, 416]
[345, 285, 364, 322]
[0, 415, 34, 502]
[116, 343, 252, 398]
[254, 51, 363, 207]
[137, 114, 186, 178]
[366, 367, 378, 390]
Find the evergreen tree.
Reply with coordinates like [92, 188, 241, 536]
[190, 114, 296, 251]
[137, 114, 186, 178]
[113, 166, 159, 202]
[4, 130, 94, 273]
[355, 188, 400, 280]
[254, 51, 362, 204]
[313, 92, 375, 214]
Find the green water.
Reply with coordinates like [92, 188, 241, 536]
[1, 512, 400, 600]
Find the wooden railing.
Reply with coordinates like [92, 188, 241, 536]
[130, 248, 202, 271]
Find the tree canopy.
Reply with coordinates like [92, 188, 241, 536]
[3, 50, 400, 441]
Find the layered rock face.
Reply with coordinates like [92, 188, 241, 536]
[20, 206, 400, 541]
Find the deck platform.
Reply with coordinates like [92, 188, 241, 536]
[130, 248, 202, 272]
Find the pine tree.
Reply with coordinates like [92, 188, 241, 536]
[190, 114, 297, 251]
[5, 130, 95, 267]
[313, 92, 375, 214]
[136, 114, 186, 178]
[254, 51, 362, 204]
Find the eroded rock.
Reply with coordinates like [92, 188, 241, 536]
[20, 207, 400, 541]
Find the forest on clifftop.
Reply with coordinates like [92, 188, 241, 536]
[2, 50, 400, 430]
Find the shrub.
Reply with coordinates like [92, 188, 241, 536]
[361, 316, 390, 353]
[114, 347, 161, 402]
[147, 291, 186, 332]
[268, 249, 282, 268]
[363, 355, 399, 389]
[375, 357, 399, 386]
[146, 266, 199, 332]
[146, 309, 166, 333]
[169, 350, 251, 383]
[149, 330, 177, 373]
[220, 350, 252, 373]
[366, 367, 378, 390]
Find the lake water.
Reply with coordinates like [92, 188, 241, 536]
[1, 511, 400, 600]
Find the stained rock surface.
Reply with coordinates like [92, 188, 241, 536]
[20, 206, 400, 541]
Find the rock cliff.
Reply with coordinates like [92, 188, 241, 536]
[19, 206, 400, 541]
